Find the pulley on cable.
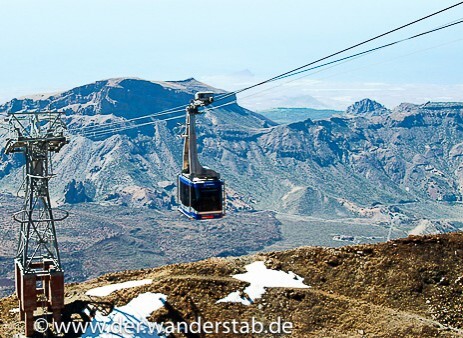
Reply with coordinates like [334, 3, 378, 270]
[178, 92, 225, 220]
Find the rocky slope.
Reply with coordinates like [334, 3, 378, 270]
[2, 233, 463, 337]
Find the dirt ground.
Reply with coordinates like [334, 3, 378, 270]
[2, 233, 463, 337]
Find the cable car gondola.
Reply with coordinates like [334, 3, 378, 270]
[177, 92, 225, 220]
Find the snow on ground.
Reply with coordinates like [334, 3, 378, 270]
[217, 291, 252, 306]
[217, 261, 310, 306]
[82, 292, 167, 338]
[85, 279, 153, 297]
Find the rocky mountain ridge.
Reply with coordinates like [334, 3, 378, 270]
[1, 79, 463, 241]
[1, 79, 463, 216]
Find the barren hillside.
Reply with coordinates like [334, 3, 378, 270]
[2, 233, 463, 337]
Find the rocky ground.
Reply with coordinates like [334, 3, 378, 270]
[2, 233, 463, 337]
[0, 194, 282, 298]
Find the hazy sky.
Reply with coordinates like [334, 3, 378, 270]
[0, 0, 462, 110]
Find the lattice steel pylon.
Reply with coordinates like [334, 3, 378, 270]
[4, 112, 69, 337]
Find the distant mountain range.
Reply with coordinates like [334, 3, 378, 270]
[1, 79, 463, 219]
[258, 107, 343, 124]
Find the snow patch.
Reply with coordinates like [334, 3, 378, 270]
[82, 292, 166, 337]
[217, 261, 310, 306]
[217, 291, 252, 306]
[85, 279, 153, 297]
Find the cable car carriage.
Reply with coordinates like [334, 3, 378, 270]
[178, 173, 225, 220]
[177, 92, 225, 220]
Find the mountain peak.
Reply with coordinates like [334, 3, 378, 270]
[346, 98, 387, 115]
[172, 77, 197, 83]
[0, 77, 229, 118]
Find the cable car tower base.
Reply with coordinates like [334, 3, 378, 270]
[4, 112, 68, 337]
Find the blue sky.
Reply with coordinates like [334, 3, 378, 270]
[0, 0, 462, 109]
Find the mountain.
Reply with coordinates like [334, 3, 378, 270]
[2, 232, 463, 337]
[235, 92, 329, 111]
[409, 219, 459, 236]
[3, 82, 463, 216]
[346, 98, 388, 116]
[1, 80, 463, 234]
[0, 77, 274, 210]
[257, 107, 343, 124]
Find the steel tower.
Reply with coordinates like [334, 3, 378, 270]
[4, 112, 68, 336]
